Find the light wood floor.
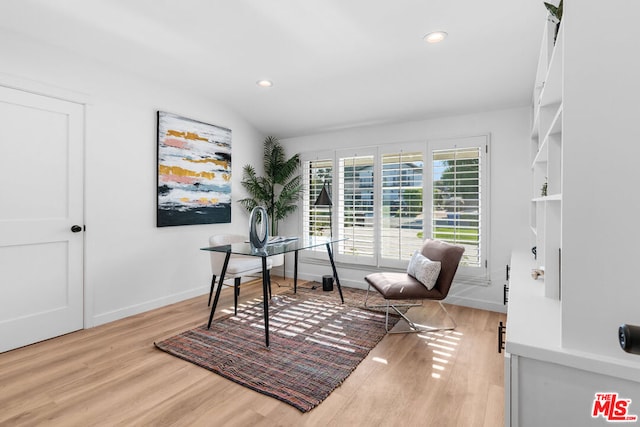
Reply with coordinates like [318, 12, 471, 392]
[0, 278, 506, 426]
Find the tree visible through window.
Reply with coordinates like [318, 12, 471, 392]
[432, 147, 481, 267]
[301, 136, 487, 275]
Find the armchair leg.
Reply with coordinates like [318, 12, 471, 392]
[386, 301, 456, 334]
[363, 285, 456, 333]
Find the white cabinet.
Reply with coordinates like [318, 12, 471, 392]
[505, 251, 640, 426]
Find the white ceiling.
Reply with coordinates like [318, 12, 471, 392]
[0, 0, 546, 138]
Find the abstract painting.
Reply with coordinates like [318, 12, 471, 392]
[157, 111, 231, 227]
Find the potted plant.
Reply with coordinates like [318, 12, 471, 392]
[544, 0, 563, 42]
[238, 136, 302, 235]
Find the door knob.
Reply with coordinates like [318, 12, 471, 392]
[71, 225, 83, 233]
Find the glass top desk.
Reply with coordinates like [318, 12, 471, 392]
[200, 237, 345, 347]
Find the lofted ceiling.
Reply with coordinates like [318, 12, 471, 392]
[0, 0, 546, 138]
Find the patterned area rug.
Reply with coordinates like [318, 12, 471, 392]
[154, 287, 398, 412]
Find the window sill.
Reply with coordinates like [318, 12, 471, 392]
[297, 255, 489, 286]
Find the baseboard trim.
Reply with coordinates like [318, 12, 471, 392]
[291, 272, 507, 314]
[91, 286, 208, 327]
[444, 295, 507, 314]
[90, 273, 507, 328]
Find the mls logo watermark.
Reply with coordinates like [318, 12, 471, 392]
[592, 393, 638, 422]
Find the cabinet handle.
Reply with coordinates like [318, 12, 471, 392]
[498, 321, 506, 353]
[503, 284, 509, 305]
[506, 264, 510, 281]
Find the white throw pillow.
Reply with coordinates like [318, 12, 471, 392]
[407, 250, 441, 290]
[406, 250, 420, 276]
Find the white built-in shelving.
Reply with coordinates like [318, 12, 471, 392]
[506, 14, 565, 362]
[530, 18, 563, 300]
[505, 6, 640, 426]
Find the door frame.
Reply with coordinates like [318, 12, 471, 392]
[0, 72, 94, 329]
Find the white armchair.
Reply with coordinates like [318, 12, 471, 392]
[208, 234, 273, 315]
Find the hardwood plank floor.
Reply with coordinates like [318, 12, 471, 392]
[0, 278, 506, 426]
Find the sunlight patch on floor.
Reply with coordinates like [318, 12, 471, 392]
[414, 330, 463, 379]
[372, 357, 388, 365]
[427, 342, 455, 352]
[432, 349, 452, 358]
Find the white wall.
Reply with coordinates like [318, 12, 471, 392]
[280, 107, 531, 312]
[0, 29, 264, 327]
[561, 4, 640, 359]
[0, 27, 533, 324]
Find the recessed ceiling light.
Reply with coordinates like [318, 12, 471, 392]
[256, 80, 273, 88]
[424, 31, 448, 44]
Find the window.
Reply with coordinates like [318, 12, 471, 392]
[302, 157, 333, 254]
[380, 150, 425, 268]
[337, 151, 375, 264]
[300, 135, 488, 279]
[430, 137, 487, 271]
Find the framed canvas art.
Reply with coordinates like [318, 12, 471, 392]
[157, 111, 232, 227]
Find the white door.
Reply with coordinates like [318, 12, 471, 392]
[0, 86, 84, 353]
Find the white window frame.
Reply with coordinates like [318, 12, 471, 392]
[300, 151, 335, 261]
[428, 135, 490, 282]
[334, 147, 377, 266]
[377, 142, 427, 269]
[298, 135, 490, 284]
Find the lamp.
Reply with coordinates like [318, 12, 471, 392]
[314, 181, 332, 237]
[314, 182, 332, 207]
[314, 181, 334, 292]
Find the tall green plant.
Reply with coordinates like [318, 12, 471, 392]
[238, 136, 302, 235]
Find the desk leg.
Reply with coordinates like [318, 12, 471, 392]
[326, 243, 344, 304]
[207, 251, 230, 329]
[294, 250, 299, 294]
[262, 256, 270, 347]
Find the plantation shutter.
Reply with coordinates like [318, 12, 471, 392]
[431, 145, 482, 268]
[380, 150, 425, 268]
[302, 158, 333, 254]
[337, 152, 375, 265]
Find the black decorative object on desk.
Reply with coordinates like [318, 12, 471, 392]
[249, 206, 269, 250]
